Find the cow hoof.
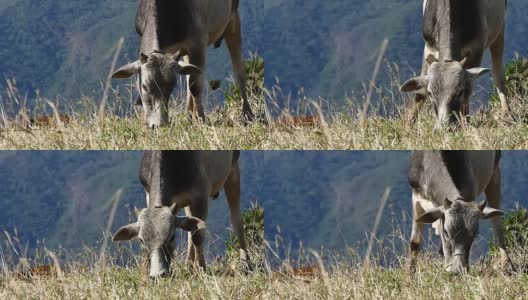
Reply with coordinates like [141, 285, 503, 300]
[498, 259, 517, 275]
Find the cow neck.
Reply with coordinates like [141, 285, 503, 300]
[437, 0, 454, 61]
[140, 1, 160, 53]
[439, 0, 481, 61]
[150, 152, 165, 208]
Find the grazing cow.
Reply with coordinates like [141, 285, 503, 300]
[401, 0, 509, 127]
[111, 0, 254, 128]
[113, 151, 253, 278]
[408, 151, 513, 274]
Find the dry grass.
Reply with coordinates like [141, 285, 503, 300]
[1, 260, 265, 299]
[0, 81, 267, 150]
[2, 72, 528, 149]
[7, 99, 528, 150]
[265, 240, 528, 299]
[0, 229, 265, 299]
[263, 68, 528, 150]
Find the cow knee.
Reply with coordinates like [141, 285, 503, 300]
[410, 241, 421, 253]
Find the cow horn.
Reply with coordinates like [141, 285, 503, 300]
[443, 197, 453, 209]
[173, 50, 182, 62]
[478, 200, 487, 211]
[134, 207, 142, 218]
[460, 57, 468, 68]
[169, 202, 180, 215]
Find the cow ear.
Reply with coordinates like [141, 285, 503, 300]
[175, 61, 202, 75]
[481, 207, 504, 220]
[112, 223, 140, 241]
[416, 207, 444, 224]
[174, 216, 206, 233]
[466, 68, 490, 80]
[111, 61, 141, 79]
[400, 76, 428, 96]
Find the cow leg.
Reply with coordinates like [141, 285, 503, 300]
[490, 29, 510, 115]
[184, 206, 197, 269]
[188, 196, 208, 271]
[186, 48, 206, 122]
[224, 164, 253, 273]
[485, 166, 515, 273]
[408, 192, 426, 274]
[224, 13, 254, 123]
[183, 55, 195, 117]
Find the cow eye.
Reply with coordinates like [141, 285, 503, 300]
[142, 84, 149, 92]
[443, 228, 450, 239]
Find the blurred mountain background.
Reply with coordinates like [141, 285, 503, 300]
[0, 0, 263, 108]
[1, 151, 527, 259]
[263, 1, 528, 107]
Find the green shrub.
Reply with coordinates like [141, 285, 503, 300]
[225, 54, 265, 120]
[491, 56, 528, 106]
[504, 56, 528, 97]
[502, 206, 528, 249]
[225, 202, 264, 259]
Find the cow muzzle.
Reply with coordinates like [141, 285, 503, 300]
[149, 251, 170, 279]
[446, 254, 469, 275]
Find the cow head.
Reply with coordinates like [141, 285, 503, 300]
[111, 51, 202, 128]
[416, 198, 503, 275]
[112, 203, 206, 278]
[401, 58, 490, 128]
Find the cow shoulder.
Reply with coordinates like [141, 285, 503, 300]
[422, 0, 439, 47]
[156, 1, 194, 49]
[440, 151, 468, 193]
[161, 152, 201, 193]
[408, 151, 426, 191]
[139, 151, 156, 190]
[232, 151, 240, 166]
[451, 0, 483, 47]
[494, 150, 501, 167]
[135, 0, 150, 36]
